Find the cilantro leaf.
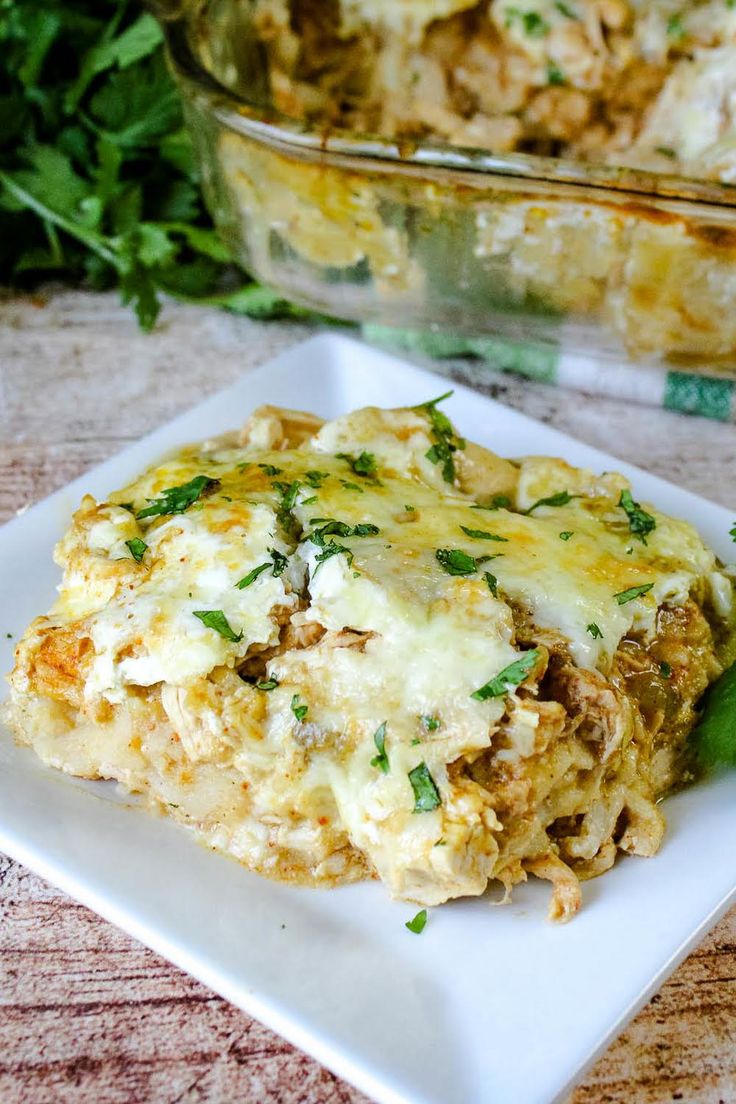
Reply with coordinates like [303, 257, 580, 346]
[309, 518, 380, 545]
[471, 494, 512, 511]
[405, 910, 428, 934]
[270, 549, 288, 576]
[273, 480, 301, 536]
[290, 694, 308, 723]
[336, 451, 381, 484]
[408, 762, 441, 812]
[415, 391, 465, 484]
[421, 715, 440, 731]
[256, 678, 279, 691]
[435, 548, 477, 576]
[505, 7, 550, 36]
[235, 562, 271, 589]
[370, 721, 389, 773]
[525, 491, 578, 514]
[460, 526, 508, 542]
[614, 582, 654, 605]
[587, 622, 603, 639]
[193, 609, 243, 642]
[618, 489, 656, 543]
[691, 662, 736, 768]
[125, 536, 148, 563]
[471, 649, 541, 701]
[483, 571, 499, 597]
[313, 540, 354, 573]
[305, 470, 329, 488]
[137, 474, 219, 519]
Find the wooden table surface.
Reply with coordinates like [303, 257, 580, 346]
[2, 290, 736, 1104]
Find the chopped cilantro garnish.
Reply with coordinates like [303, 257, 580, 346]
[505, 7, 550, 36]
[309, 519, 380, 545]
[273, 480, 302, 535]
[729, 522, 736, 541]
[236, 562, 270, 589]
[256, 678, 279, 691]
[125, 537, 148, 563]
[336, 451, 381, 483]
[435, 548, 477, 576]
[471, 494, 512, 511]
[409, 762, 442, 812]
[370, 721, 389, 773]
[259, 463, 282, 476]
[667, 13, 685, 38]
[411, 737, 421, 746]
[340, 480, 364, 493]
[421, 715, 440, 731]
[270, 549, 288, 576]
[302, 495, 318, 505]
[525, 490, 577, 514]
[587, 623, 603, 639]
[554, 0, 576, 16]
[137, 475, 219, 519]
[236, 548, 287, 588]
[313, 540, 354, 573]
[193, 609, 243, 642]
[618, 489, 656, 544]
[405, 504, 415, 512]
[691, 660, 736, 768]
[415, 391, 465, 484]
[483, 571, 499, 597]
[460, 526, 508, 542]
[290, 694, 308, 722]
[471, 649, 541, 701]
[614, 582, 654, 605]
[305, 470, 329, 488]
[660, 661, 672, 679]
[353, 452, 377, 477]
[559, 531, 573, 541]
[405, 909, 428, 934]
[547, 60, 565, 85]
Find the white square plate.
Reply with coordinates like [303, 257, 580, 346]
[2, 334, 735, 1104]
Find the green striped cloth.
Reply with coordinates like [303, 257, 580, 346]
[362, 325, 736, 423]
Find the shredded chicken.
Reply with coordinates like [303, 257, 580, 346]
[249, 0, 736, 183]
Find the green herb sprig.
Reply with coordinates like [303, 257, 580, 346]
[137, 474, 219, 519]
[193, 609, 243, 642]
[370, 721, 389, 773]
[415, 391, 465, 484]
[614, 582, 654, 605]
[405, 909, 427, 934]
[125, 536, 147, 562]
[0, 0, 311, 329]
[471, 649, 541, 701]
[408, 762, 441, 812]
[618, 489, 656, 544]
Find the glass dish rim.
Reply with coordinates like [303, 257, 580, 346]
[163, 16, 736, 210]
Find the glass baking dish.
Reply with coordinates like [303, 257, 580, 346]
[156, 0, 736, 376]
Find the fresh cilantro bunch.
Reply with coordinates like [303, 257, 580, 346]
[0, 0, 304, 328]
